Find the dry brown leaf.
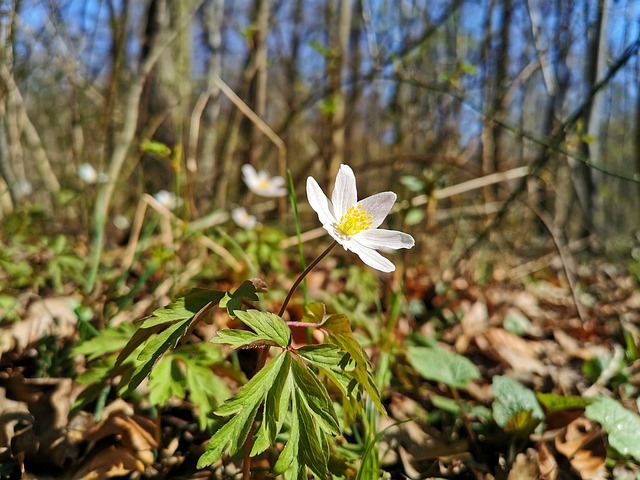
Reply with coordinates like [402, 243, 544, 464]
[86, 411, 158, 465]
[508, 449, 539, 480]
[537, 442, 558, 480]
[476, 328, 547, 375]
[455, 301, 489, 351]
[0, 296, 79, 355]
[72, 444, 145, 480]
[555, 417, 606, 480]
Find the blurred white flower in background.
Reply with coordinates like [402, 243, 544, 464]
[231, 206, 259, 229]
[241, 164, 287, 197]
[113, 215, 131, 230]
[153, 190, 182, 211]
[78, 163, 98, 184]
[13, 180, 33, 198]
[306, 164, 415, 272]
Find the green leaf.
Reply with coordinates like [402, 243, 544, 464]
[198, 352, 289, 468]
[405, 208, 425, 226]
[585, 397, 640, 461]
[148, 356, 185, 406]
[407, 345, 481, 389]
[298, 344, 356, 398]
[274, 390, 300, 475]
[252, 353, 292, 456]
[74, 323, 137, 360]
[322, 314, 385, 415]
[291, 357, 340, 435]
[219, 280, 258, 317]
[296, 388, 329, 478]
[186, 360, 231, 430]
[141, 139, 172, 157]
[536, 392, 593, 412]
[211, 329, 271, 349]
[234, 309, 290, 348]
[216, 351, 288, 417]
[121, 318, 191, 393]
[491, 375, 544, 436]
[400, 175, 425, 192]
[140, 288, 224, 328]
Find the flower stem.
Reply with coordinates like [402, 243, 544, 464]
[278, 240, 337, 317]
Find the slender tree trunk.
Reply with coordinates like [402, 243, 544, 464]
[198, 0, 224, 201]
[327, 0, 352, 182]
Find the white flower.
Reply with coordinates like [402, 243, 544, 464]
[153, 190, 182, 210]
[242, 164, 287, 197]
[306, 164, 415, 272]
[13, 180, 32, 198]
[78, 163, 98, 184]
[231, 206, 259, 229]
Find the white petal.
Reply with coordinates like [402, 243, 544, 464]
[331, 164, 358, 218]
[359, 192, 396, 229]
[355, 229, 415, 250]
[270, 176, 286, 188]
[306, 176, 336, 226]
[347, 241, 395, 272]
[242, 164, 258, 185]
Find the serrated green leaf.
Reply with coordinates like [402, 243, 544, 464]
[211, 329, 275, 349]
[140, 289, 224, 328]
[197, 399, 261, 468]
[274, 391, 300, 475]
[291, 357, 339, 435]
[121, 318, 191, 393]
[252, 353, 292, 456]
[186, 360, 231, 430]
[585, 397, 640, 461]
[234, 310, 290, 348]
[216, 351, 288, 416]
[536, 392, 593, 412]
[74, 323, 137, 360]
[148, 356, 185, 405]
[220, 280, 258, 317]
[322, 314, 385, 415]
[491, 375, 544, 436]
[296, 389, 329, 478]
[407, 345, 481, 389]
[298, 344, 355, 398]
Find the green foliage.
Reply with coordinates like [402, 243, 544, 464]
[491, 375, 544, 437]
[585, 397, 640, 462]
[536, 392, 592, 412]
[73, 288, 226, 421]
[219, 280, 259, 318]
[0, 233, 85, 293]
[201, 307, 382, 477]
[140, 139, 172, 158]
[407, 345, 481, 389]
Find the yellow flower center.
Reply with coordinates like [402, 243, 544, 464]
[257, 178, 271, 189]
[334, 205, 373, 237]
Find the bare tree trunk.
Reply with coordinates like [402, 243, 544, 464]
[198, 0, 225, 200]
[248, 0, 270, 167]
[327, 0, 352, 182]
[574, 0, 609, 237]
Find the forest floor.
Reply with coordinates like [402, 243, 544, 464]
[1, 211, 640, 479]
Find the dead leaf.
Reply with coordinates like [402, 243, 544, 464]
[508, 449, 539, 480]
[555, 417, 606, 480]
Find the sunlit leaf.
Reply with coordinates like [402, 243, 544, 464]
[234, 309, 290, 348]
[536, 392, 593, 412]
[219, 280, 258, 317]
[491, 375, 544, 437]
[586, 397, 640, 462]
[407, 345, 481, 389]
[140, 288, 224, 328]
